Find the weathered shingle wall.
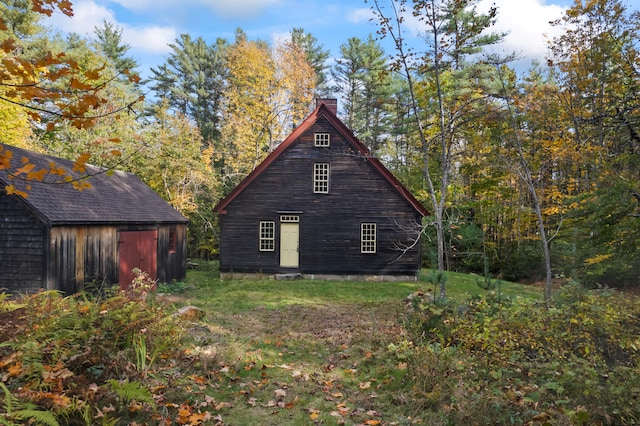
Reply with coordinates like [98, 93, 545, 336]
[0, 194, 45, 294]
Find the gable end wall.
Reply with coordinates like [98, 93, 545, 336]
[0, 194, 46, 294]
[219, 118, 423, 275]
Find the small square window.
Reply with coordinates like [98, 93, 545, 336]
[361, 223, 377, 253]
[313, 163, 330, 193]
[259, 221, 275, 251]
[314, 133, 330, 147]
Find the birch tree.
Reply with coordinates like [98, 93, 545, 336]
[370, 0, 504, 300]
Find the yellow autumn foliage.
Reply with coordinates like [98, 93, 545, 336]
[221, 35, 316, 179]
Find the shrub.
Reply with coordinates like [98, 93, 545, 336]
[403, 289, 640, 424]
[0, 290, 187, 424]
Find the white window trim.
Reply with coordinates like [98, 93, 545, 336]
[313, 163, 330, 194]
[314, 132, 330, 147]
[361, 223, 377, 253]
[259, 221, 275, 251]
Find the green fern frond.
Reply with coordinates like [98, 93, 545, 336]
[0, 383, 16, 416]
[13, 409, 60, 426]
[106, 379, 153, 404]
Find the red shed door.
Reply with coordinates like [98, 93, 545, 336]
[119, 230, 158, 289]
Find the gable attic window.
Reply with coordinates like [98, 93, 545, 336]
[259, 221, 275, 251]
[314, 132, 330, 147]
[313, 163, 330, 193]
[361, 223, 377, 253]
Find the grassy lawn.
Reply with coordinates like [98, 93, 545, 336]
[3, 264, 638, 425]
[159, 262, 545, 425]
[179, 261, 543, 311]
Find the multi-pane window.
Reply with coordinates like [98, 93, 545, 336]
[361, 223, 377, 253]
[259, 221, 275, 251]
[314, 132, 330, 147]
[280, 215, 299, 223]
[313, 163, 330, 193]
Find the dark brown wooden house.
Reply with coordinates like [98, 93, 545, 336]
[214, 99, 428, 280]
[0, 144, 188, 295]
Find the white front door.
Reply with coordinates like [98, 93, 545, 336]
[280, 216, 299, 268]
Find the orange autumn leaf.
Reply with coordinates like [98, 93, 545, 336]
[5, 184, 28, 198]
[7, 362, 23, 377]
[188, 412, 208, 424]
[72, 152, 91, 173]
[69, 77, 94, 91]
[15, 162, 35, 176]
[31, 0, 74, 17]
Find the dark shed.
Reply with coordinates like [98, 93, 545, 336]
[0, 144, 188, 295]
[214, 99, 428, 280]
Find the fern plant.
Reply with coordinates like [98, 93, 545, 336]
[0, 383, 59, 426]
[106, 380, 154, 405]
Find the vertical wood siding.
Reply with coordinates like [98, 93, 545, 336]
[157, 223, 187, 283]
[48, 226, 118, 293]
[0, 194, 45, 293]
[219, 117, 423, 275]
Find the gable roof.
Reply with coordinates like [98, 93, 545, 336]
[0, 144, 187, 225]
[214, 101, 428, 216]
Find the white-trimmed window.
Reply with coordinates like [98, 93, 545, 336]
[314, 132, 330, 147]
[361, 223, 377, 253]
[259, 221, 275, 251]
[313, 163, 330, 193]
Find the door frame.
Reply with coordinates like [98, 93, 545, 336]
[279, 215, 299, 268]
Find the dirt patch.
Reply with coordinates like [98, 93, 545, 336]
[0, 308, 28, 343]
[217, 302, 405, 347]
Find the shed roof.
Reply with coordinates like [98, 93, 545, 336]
[214, 101, 428, 216]
[0, 144, 187, 225]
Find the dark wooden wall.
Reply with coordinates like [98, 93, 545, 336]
[0, 194, 45, 294]
[48, 226, 119, 293]
[157, 223, 187, 283]
[219, 117, 422, 275]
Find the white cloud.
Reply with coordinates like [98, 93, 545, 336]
[48, 1, 176, 55]
[347, 7, 375, 25]
[367, 0, 569, 69]
[49, 1, 115, 35]
[479, 0, 568, 65]
[125, 26, 176, 54]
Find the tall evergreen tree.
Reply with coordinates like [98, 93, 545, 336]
[332, 35, 393, 153]
[0, 0, 43, 42]
[290, 28, 330, 98]
[94, 20, 138, 75]
[149, 34, 227, 145]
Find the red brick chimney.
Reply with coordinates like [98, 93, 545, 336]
[316, 98, 338, 115]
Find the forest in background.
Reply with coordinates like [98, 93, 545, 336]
[1, 0, 639, 292]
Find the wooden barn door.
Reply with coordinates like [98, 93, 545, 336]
[119, 230, 157, 289]
[279, 216, 299, 268]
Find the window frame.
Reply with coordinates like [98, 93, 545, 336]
[361, 223, 377, 254]
[259, 221, 276, 252]
[313, 163, 330, 194]
[168, 226, 177, 254]
[314, 132, 330, 147]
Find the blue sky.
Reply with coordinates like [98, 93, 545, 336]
[49, 0, 576, 79]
